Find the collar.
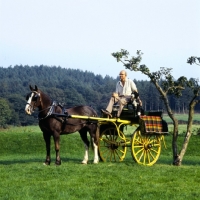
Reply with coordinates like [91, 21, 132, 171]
[119, 78, 128, 85]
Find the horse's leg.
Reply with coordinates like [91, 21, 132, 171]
[91, 137, 99, 164]
[79, 129, 89, 164]
[90, 125, 99, 164]
[53, 133, 61, 165]
[43, 132, 51, 165]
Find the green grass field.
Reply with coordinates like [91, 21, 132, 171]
[163, 113, 200, 124]
[0, 125, 200, 200]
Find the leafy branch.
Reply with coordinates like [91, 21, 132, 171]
[187, 56, 200, 66]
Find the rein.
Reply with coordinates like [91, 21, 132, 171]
[63, 120, 95, 126]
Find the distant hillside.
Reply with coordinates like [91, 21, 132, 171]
[0, 65, 117, 125]
[0, 65, 199, 126]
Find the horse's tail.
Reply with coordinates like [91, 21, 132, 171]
[90, 122, 99, 150]
[88, 105, 99, 150]
[96, 123, 100, 145]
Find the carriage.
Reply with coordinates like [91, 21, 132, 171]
[70, 104, 168, 166]
[25, 85, 169, 166]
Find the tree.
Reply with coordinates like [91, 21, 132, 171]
[7, 94, 27, 125]
[0, 98, 12, 128]
[112, 49, 200, 166]
[178, 56, 200, 164]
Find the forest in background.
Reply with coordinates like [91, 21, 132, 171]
[0, 65, 199, 127]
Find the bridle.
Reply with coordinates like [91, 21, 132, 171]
[26, 91, 57, 120]
[26, 91, 41, 112]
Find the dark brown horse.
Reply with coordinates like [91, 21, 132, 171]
[25, 85, 99, 165]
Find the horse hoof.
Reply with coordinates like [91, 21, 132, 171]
[93, 161, 99, 164]
[43, 163, 49, 166]
[81, 160, 88, 164]
[55, 160, 61, 165]
[43, 160, 51, 165]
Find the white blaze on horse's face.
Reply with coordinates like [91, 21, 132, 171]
[25, 92, 35, 115]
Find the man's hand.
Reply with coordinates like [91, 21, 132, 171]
[132, 91, 139, 98]
[112, 92, 119, 98]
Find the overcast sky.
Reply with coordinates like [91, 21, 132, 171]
[0, 0, 199, 80]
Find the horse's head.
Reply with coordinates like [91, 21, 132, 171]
[25, 85, 41, 115]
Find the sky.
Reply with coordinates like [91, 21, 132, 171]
[0, 0, 200, 81]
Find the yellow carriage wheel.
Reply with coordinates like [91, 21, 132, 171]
[98, 127, 127, 162]
[131, 128, 161, 166]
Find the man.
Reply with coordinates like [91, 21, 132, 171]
[101, 70, 140, 118]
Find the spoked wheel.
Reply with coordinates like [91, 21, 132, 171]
[98, 127, 127, 162]
[131, 128, 161, 166]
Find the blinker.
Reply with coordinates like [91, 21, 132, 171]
[26, 92, 40, 101]
[32, 93, 40, 101]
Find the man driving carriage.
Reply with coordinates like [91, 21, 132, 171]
[101, 70, 142, 118]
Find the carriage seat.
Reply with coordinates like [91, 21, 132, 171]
[139, 111, 168, 135]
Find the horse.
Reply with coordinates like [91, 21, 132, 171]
[25, 85, 99, 165]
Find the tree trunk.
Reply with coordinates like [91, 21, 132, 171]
[171, 118, 179, 165]
[173, 100, 197, 165]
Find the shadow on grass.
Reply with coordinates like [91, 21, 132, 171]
[0, 156, 83, 165]
[158, 156, 200, 166]
[115, 155, 200, 167]
[1, 154, 199, 167]
[181, 158, 200, 166]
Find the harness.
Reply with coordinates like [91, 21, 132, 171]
[37, 101, 57, 120]
[37, 101, 96, 127]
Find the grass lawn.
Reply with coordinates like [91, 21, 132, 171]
[0, 125, 200, 200]
[163, 113, 200, 124]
